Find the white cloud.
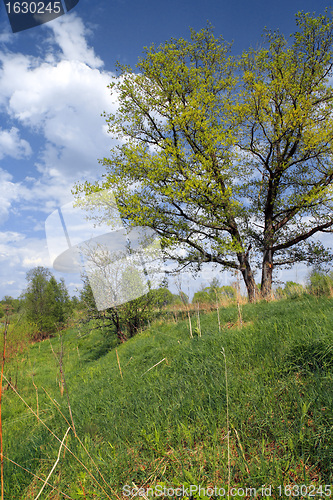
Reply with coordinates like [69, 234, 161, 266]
[0, 169, 23, 222]
[0, 127, 32, 159]
[0, 231, 25, 243]
[0, 13, 122, 298]
[48, 14, 104, 68]
[0, 168, 70, 224]
[0, 13, 117, 182]
[0, 234, 52, 296]
[0, 235, 50, 267]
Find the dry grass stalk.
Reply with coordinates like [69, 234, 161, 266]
[0, 310, 9, 500]
[175, 278, 193, 338]
[236, 272, 243, 328]
[41, 386, 117, 499]
[142, 358, 166, 376]
[214, 289, 221, 332]
[131, 482, 149, 500]
[2, 375, 116, 500]
[196, 303, 202, 337]
[3, 455, 74, 499]
[234, 427, 250, 475]
[49, 337, 76, 436]
[34, 426, 71, 500]
[31, 374, 39, 419]
[187, 310, 193, 338]
[116, 349, 123, 379]
[78, 477, 88, 500]
[221, 347, 230, 500]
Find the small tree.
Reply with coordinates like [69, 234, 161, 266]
[0, 296, 21, 314]
[78, 274, 125, 341]
[23, 267, 71, 339]
[78, 273, 157, 343]
[148, 287, 175, 309]
[46, 276, 72, 324]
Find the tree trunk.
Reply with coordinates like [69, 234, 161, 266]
[237, 253, 257, 302]
[261, 249, 274, 299]
[117, 327, 127, 343]
[110, 307, 128, 343]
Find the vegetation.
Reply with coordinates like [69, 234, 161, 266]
[193, 278, 236, 305]
[75, 12, 333, 302]
[3, 10, 333, 497]
[307, 270, 333, 297]
[78, 275, 184, 343]
[22, 267, 72, 340]
[1, 272, 333, 498]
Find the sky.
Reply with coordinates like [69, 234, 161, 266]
[0, 0, 331, 300]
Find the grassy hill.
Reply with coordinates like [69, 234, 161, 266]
[2, 295, 333, 499]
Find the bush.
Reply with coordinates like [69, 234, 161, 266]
[277, 281, 305, 299]
[193, 279, 236, 306]
[307, 270, 333, 297]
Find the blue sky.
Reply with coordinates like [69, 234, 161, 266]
[0, 0, 331, 299]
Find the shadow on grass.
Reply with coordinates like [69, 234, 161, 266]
[82, 335, 118, 362]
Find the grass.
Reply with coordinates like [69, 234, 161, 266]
[2, 294, 333, 498]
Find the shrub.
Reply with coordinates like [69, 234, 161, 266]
[307, 270, 333, 297]
[22, 267, 72, 339]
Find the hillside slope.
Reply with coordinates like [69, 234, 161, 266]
[3, 295, 333, 499]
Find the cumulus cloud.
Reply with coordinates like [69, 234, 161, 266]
[0, 12, 117, 182]
[0, 12, 122, 298]
[0, 236, 49, 268]
[0, 169, 23, 222]
[0, 127, 32, 159]
[0, 167, 70, 223]
[0, 234, 52, 296]
[0, 231, 25, 243]
[48, 14, 104, 68]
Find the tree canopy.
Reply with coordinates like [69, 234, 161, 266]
[75, 12, 333, 301]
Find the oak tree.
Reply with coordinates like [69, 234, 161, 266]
[76, 13, 333, 300]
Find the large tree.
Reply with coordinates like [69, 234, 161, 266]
[75, 13, 333, 301]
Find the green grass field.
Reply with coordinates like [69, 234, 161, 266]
[2, 295, 333, 499]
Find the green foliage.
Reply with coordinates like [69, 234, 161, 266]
[22, 266, 71, 339]
[307, 270, 333, 297]
[178, 290, 189, 305]
[286, 337, 333, 372]
[75, 12, 333, 300]
[148, 287, 181, 308]
[0, 295, 21, 314]
[193, 284, 236, 304]
[78, 273, 159, 342]
[275, 281, 305, 299]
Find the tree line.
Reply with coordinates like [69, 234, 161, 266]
[1, 266, 332, 345]
[0, 266, 186, 342]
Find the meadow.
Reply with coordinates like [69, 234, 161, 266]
[1, 293, 333, 499]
